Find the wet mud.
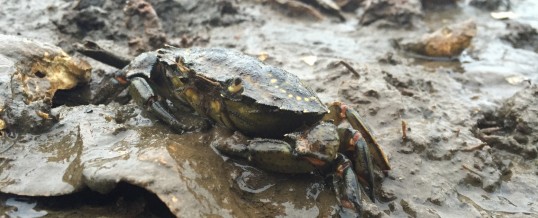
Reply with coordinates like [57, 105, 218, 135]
[1, 0, 538, 217]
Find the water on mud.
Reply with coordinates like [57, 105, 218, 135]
[1, 0, 538, 217]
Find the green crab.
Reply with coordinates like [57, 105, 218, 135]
[108, 47, 390, 217]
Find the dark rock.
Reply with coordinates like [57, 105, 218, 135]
[360, 0, 423, 27]
[501, 21, 538, 53]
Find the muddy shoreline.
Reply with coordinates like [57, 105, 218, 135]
[1, 0, 538, 217]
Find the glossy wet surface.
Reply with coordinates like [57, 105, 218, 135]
[1, 0, 538, 217]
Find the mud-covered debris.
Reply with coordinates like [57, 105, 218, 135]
[360, 200, 386, 217]
[52, 40, 135, 106]
[270, 0, 326, 20]
[460, 147, 504, 192]
[74, 40, 131, 69]
[400, 134, 427, 154]
[427, 187, 446, 206]
[469, 0, 510, 11]
[55, 4, 108, 37]
[205, 0, 248, 26]
[0, 35, 91, 135]
[377, 52, 402, 65]
[400, 198, 440, 217]
[53, 1, 131, 44]
[360, 0, 423, 27]
[219, 0, 239, 15]
[270, 0, 349, 21]
[312, 0, 346, 20]
[500, 21, 538, 53]
[73, 0, 106, 10]
[124, 0, 167, 54]
[397, 19, 476, 57]
[333, 0, 362, 11]
[421, 0, 459, 9]
[174, 34, 207, 48]
[475, 85, 538, 159]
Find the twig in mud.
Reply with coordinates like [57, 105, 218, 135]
[74, 41, 131, 69]
[462, 164, 485, 177]
[337, 61, 360, 78]
[0, 134, 16, 154]
[401, 120, 407, 141]
[458, 143, 487, 152]
[0, 143, 14, 154]
[479, 127, 502, 134]
[272, 0, 325, 21]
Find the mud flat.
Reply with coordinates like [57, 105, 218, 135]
[1, 0, 537, 217]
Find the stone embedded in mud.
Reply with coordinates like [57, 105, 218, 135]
[421, 0, 459, 9]
[360, 0, 423, 27]
[469, 0, 510, 11]
[124, 0, 167, 54]
[427, 188, 446, 206]
[501, 21, 538, 53]
[0, 35, 91, 134]
[400, 199, 441, 217]
[54, 5, 109, 36]
[360, 200, 385, 217]
[398, 19, 477, 57]
[74, 0, 106, 10]
[334, 0, 362, 11]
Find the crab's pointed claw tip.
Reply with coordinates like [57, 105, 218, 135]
[333, 154, 362, 217]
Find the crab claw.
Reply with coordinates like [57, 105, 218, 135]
[327, 102, 391, 172]
[339, 128, 376, 202]
[129, 77, 199, 133]
[354, 131, 376, 202]
[333, 154, 362, 217]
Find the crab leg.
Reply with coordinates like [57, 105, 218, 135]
[215, 137, 319, 174]
[214, 123, 365, 216]
[74, 40, 131, 69]
[129, 77, 195, 133]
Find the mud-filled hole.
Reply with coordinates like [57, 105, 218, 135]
[0, 183, 174, 218]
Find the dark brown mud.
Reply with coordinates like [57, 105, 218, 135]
[1, 0, 538, 217]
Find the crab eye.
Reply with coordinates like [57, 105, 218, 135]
[227, 77, 243, 94]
